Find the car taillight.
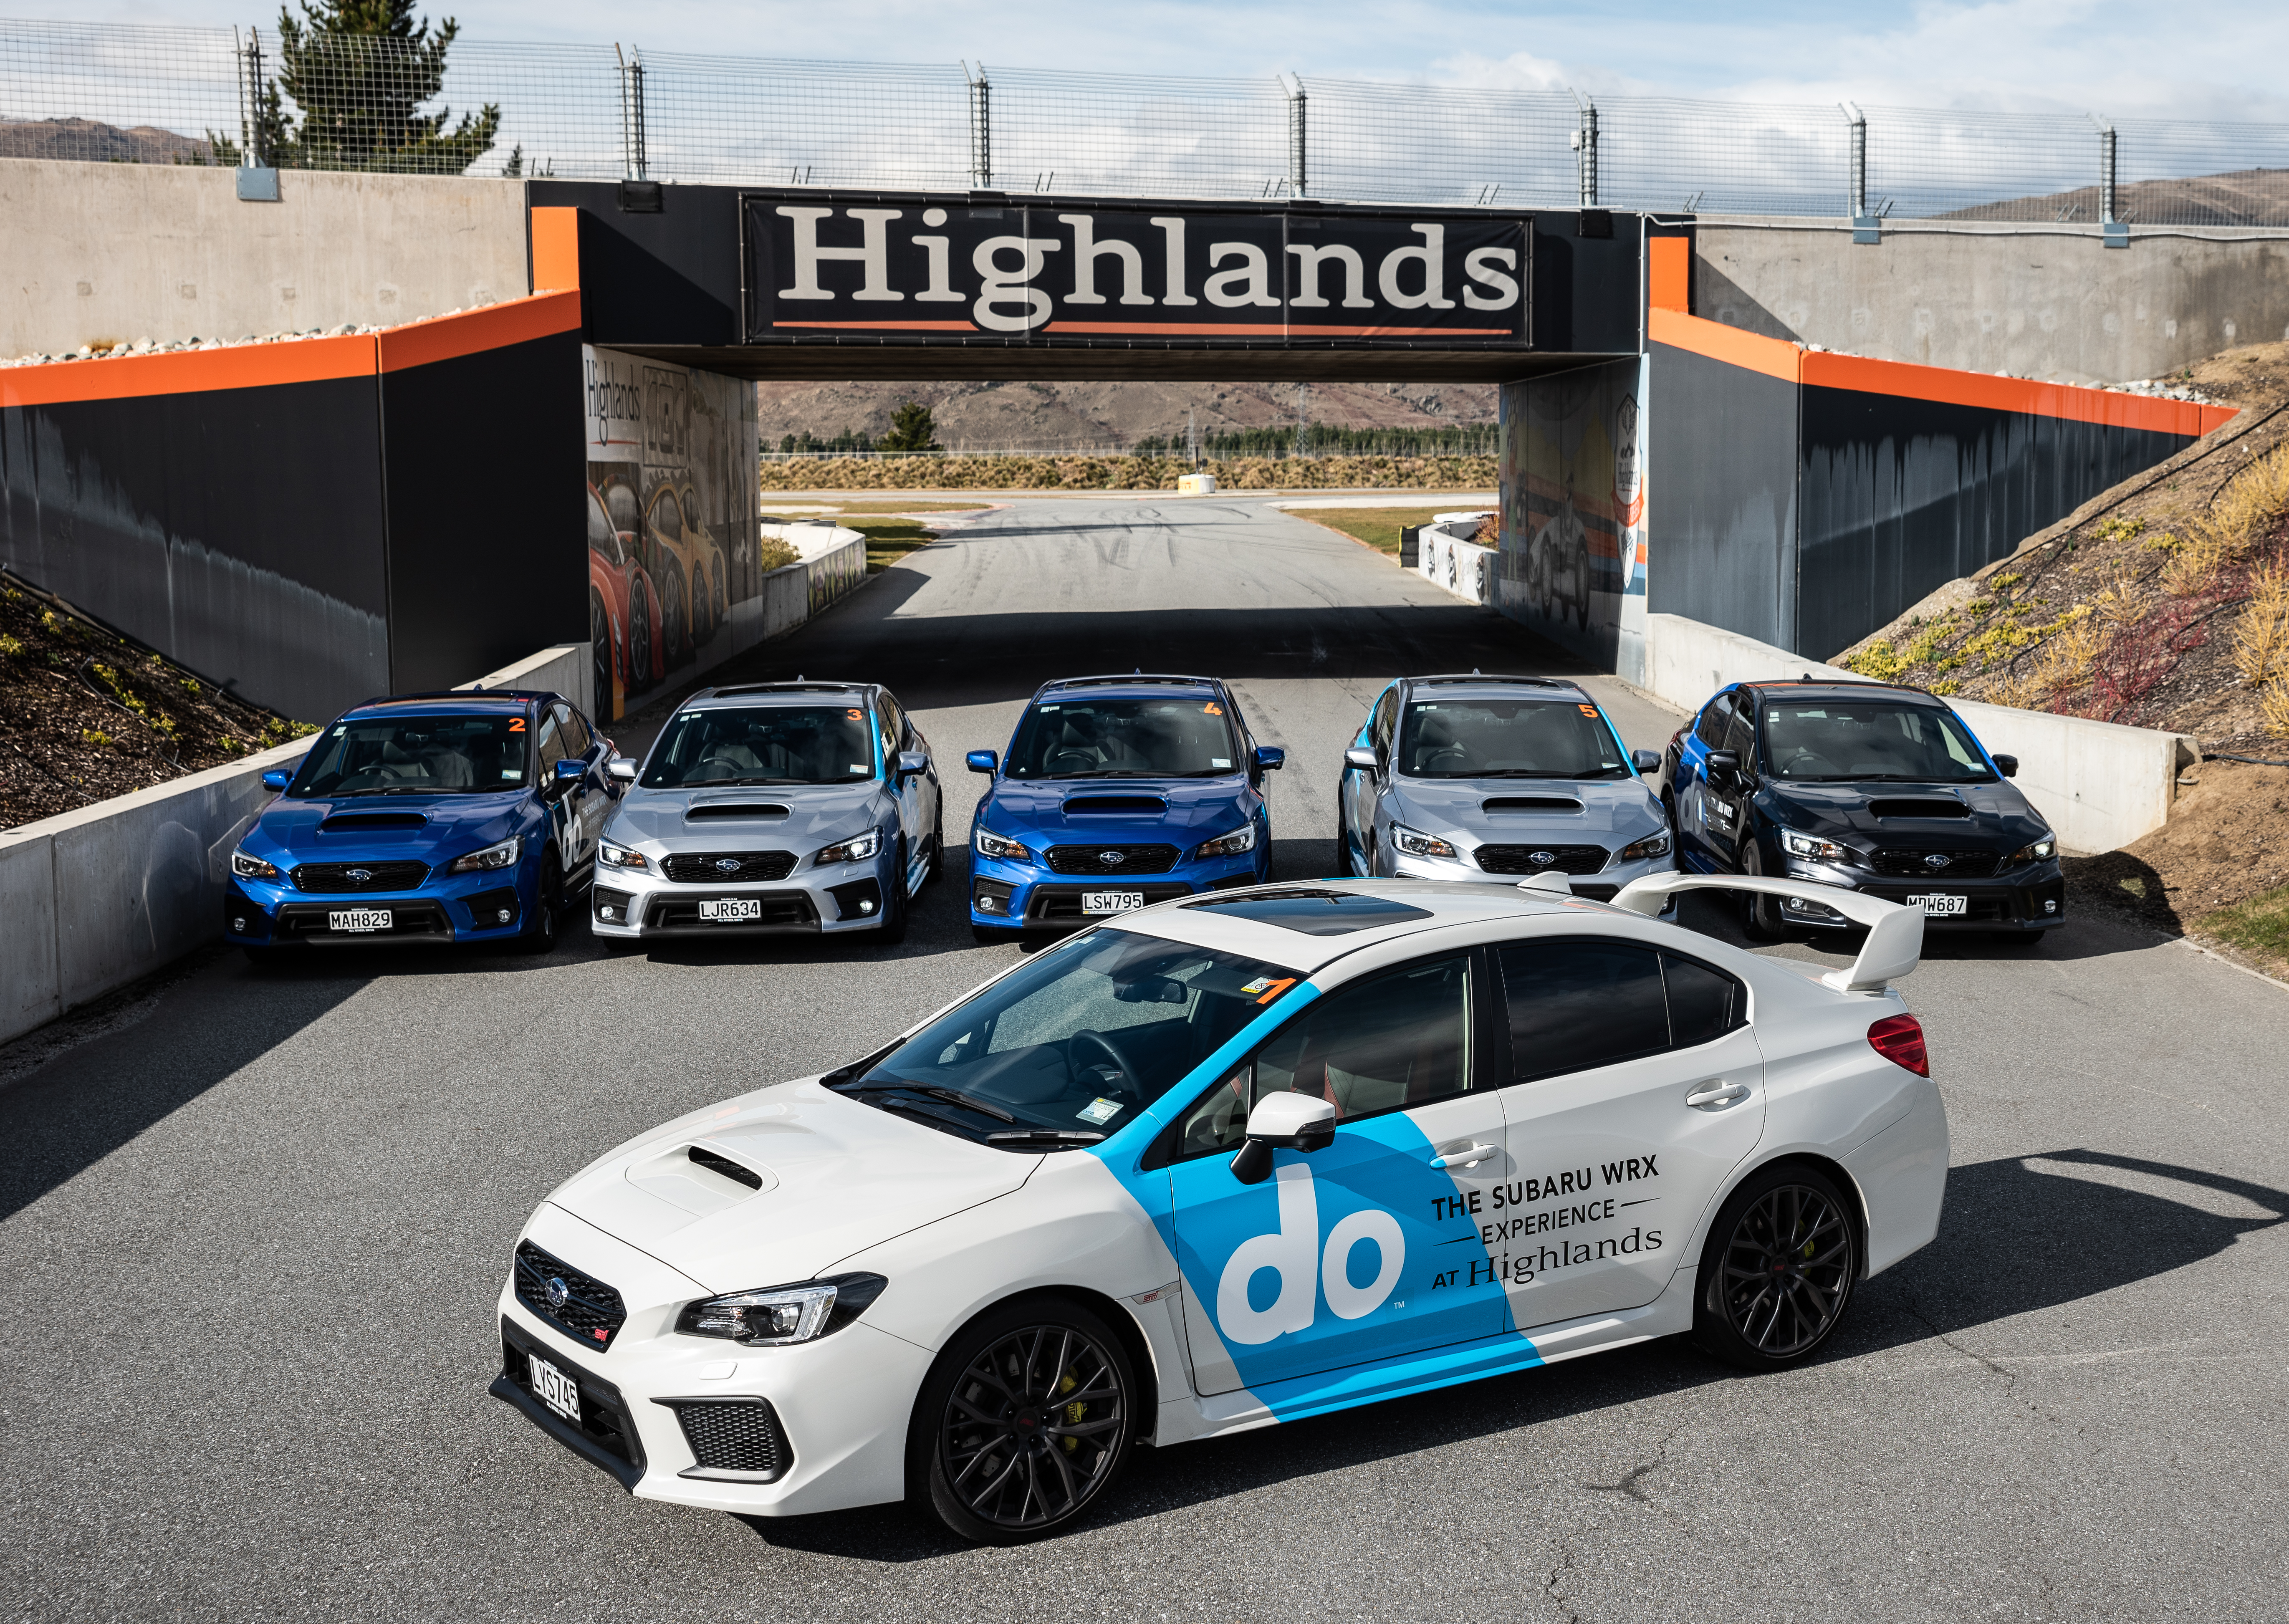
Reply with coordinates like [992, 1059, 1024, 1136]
[1867, 1013, 1929, 1076]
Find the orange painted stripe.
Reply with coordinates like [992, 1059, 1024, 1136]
[1649, 306, 1801, 384]
[0, 333, 377, 408]
[1647, 237, 1689, 313]
[1801, 349, 2238, 436]
[376, 290, 583, 373]
[529, 206, 581, 292]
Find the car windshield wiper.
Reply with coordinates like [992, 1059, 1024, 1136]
[986, 1129, 1107, 1147]
[840, 1080, 1017, 1123]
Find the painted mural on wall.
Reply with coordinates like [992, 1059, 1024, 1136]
[583, 345, 760, 720]
[1495, 360, 1647, 676]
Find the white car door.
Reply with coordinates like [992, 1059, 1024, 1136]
[1490, 933, 1766, 1330]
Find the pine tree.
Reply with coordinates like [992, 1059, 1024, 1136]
[212, 1, 499, 174]
[877, 399, 941, 455]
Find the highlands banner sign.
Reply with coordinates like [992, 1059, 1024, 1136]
[740, 192, 1532, 349]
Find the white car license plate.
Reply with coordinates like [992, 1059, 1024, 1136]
[699, 897, 762, 923]
[328, 908, 392, 932]
[1082, 891, 1147, 914]
[529, 1354, 581, 1424]
[1906, 894, 1968, 917]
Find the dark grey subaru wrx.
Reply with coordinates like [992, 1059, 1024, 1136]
[1657, 679, 2064, 942]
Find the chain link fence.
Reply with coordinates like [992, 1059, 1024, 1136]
[3, 18, 2286, 226]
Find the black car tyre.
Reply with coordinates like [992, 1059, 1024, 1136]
[914, 1297, 1136, 1544]
[1739, 846, 1787, 942]
[874, 839, 909, 945]
[1693, 1162, 1859, 1371]
[627, 580, 653, 692]
[517, 852, 564, 955]
[925, 801, 945, 884]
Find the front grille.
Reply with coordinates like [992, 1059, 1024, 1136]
[662, 850, 797, 884]
[646, 892, 819, 930]
[274, 900, 451, 940]
[1474, 844, 1610, 876]
[292, 859, 430, 892]
[1870, 849, 2002, 879]
[666, 1398, 791, 1480]
[1867, 892, 2009, 922]
[499, 1323, 644, 1475]
[1044, 843, 1180, 876]
[514, 1240, 628, 1352]
[1028, 881, 1193, 922]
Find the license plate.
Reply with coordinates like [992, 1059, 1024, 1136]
[699, 897, 762, 923]
[1906, 894, 1968, 917]
[328, 908, 392, 932]
[529, 1353, 581, 1424]
[1082, 891, 1147, 914]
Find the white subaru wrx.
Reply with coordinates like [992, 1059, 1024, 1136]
[494, 874, 1947, 1542]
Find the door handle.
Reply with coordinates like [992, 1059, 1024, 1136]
[1685, 1081, 1751, 1111]
[1431, 1142, 1499, 1170]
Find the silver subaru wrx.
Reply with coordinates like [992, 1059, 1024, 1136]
[589, 680, 942, 944]
[1337, 674, 1678, 901]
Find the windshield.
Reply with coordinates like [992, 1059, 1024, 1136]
[1396, 698, 1629, 779]
[833, 928, 1304, 1146]
[1764, 701, 1995, 782]
[289, 714, 527, 797]
[1005, 696, 1239, 779]
[642, 705, 875, 788]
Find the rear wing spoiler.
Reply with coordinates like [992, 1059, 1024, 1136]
[1602, 874, 1923, 993]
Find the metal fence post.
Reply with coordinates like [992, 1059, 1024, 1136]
[232, 27, 278, 200]
[965, 62, 992, 189]
[2092, 113, 2127, 246]
[617, 45, 647, 179]
[1282, 73, 1307, 197]
[1570, 92, 1598, 207]
[1842, 100, 1877, 243]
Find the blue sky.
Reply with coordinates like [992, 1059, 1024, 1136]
[53, 1, 2289, 120]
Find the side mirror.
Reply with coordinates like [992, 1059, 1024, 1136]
[606, 756, 638, 783]
[1631, 749, 1661, 775]
[553, 756, 586, 785]
[1707, 749, 1741, 783]
[895, 748, 930, 780]
[1342, 746, 1379, 773]
[1253, 745, 1286, 773]
[261, 769, 292, 793]
[966, 750, 998, 776]
[1992, 753, 2019, 779]
[1230, 1092, 1339, 1185]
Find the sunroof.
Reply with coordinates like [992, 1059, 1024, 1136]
[1182, 888, 1434, 936]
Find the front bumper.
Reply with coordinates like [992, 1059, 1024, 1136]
[222, 867, 531, 948]
[1387, 844, 1679, 907]
[1777, 861, 2066, 932]
[969, 848, 1269, 929]
[493, 1210, 930, 1518]
[590, 854, 894, 938]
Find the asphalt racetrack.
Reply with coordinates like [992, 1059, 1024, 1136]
[4, 497, 2286, 1621]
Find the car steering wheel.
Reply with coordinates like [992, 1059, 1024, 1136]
[1070, 1029, 1147, 1098]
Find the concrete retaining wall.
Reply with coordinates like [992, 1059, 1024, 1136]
[1640, 612, 2191, 856]
[0, 157, 529, 359]
[1694, 217, 2289, 385]
[0, 643, 584, 1048]
[1417, 513, 1496, 604]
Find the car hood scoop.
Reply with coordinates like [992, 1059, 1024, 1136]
[316, 812, 430, 832]
[543, 1081, 1036, 1293]
[1868, 797, 1971, 820]
[1480, 796, 1584, 814]
[685, 802, 792, 820]
[1061, 795, 1171, 817]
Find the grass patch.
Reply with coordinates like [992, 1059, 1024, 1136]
[1286, 506, 1474, 557]
[841, 519, 940, 573]
[2197, 883, 2289, 978]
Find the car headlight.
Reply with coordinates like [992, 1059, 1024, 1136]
[1617, 831, 1671, 862]
[230, 848, 281, 881]
[2009, 835, 2057, 863]
[675, 1273, 889, 1346]
[1781, 829, 1851, 863]
[974, 827, 1029, 862]
[596, 838, 648, 871]
[1195, 823, 1258, 859]
[1389, 823, 1458, 859]
[816, 828, 882, 865]
[446, 835, 521, 874]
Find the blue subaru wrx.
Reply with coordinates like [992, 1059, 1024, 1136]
[965, 674, 1283, 942]
[224, 688, 616, 959]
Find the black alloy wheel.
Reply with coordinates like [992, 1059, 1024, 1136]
[925, 801, 945, 884]
[874, 838, 909, 945]
[918, 1300, 1135, 1543]
[1694, 1164, 1858, 1370]
[516, 851, 564, 955]
[589, 588, 611, 716]
[1738, 844, 1788, 942]
[627, 578, 653, 692]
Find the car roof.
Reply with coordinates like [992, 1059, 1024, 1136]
[1098, 879, 1588, 975]
[345, 689, 548, 718]
[682, 680, 877, 710]
[1033, 673, 1224, 702]
[1402, 673, 1590, 703]
[1741, 680, 1938, 708]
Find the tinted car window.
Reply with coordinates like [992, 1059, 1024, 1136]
[533, 710, 566, 773]
[1693, 692, 1734, 749]
[1174, 954, 1472, 1157]
[288, 714, 527, 797]
[1370, 687, 1399, 759]
[644, 705, 876, 788]
[1499, 940, 1747, 1082]
[557, 705, 592, 758]
[1764, 700, 1995, 783]
[1006, 697, 1238, 779]
[1397, 698, 1628, 779]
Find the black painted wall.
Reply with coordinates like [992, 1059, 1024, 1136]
[1646, 340, 1800, 652]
